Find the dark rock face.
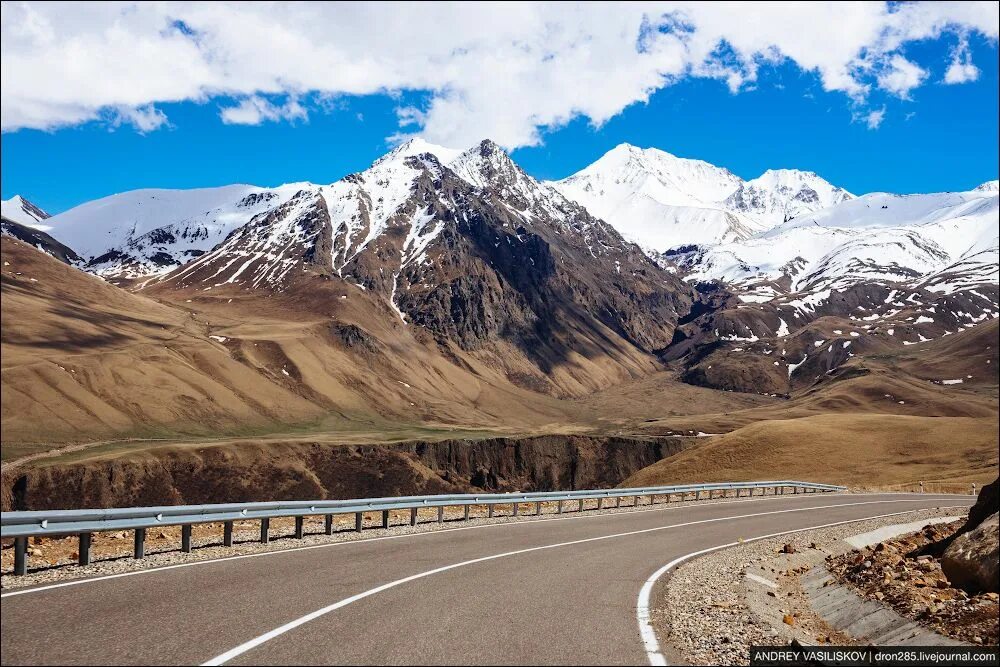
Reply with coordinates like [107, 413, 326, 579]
[0, 435, 687, 510]
[377, 145, 693, 355]
[238, 191, 278, 208]
[330, 322, 379, 353]
[968, 478, 1000, 529]
[1, 217, 83, 266]
[161, 190, 333, 289]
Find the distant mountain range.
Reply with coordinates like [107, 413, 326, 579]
[3, 142, 997, 404]
[549, 144, 853, 250]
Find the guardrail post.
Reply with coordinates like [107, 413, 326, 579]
[78, 532, 92, 566]
[513, 502, 519, 517]
[463, 505, 470, 521]
[410, 508, 418, 526]
[324, 515, 333, 535]
[260, 518, 270, 544]
[437, 506, 445, 523]
[14, 536, 28, 575]
[134, 528, 146, 559]
[648, 495, 654, 505]
[598, 497, 604, 509]
[294, 517, 304, 539]
[182, 524, 193, 552]
[382, 510, 390, 529]
[615, 497, 621, 508]
[578, 499, 584, 512]
[696, 490, 701, 500]
[224, 521, 234, 546]
[535, 501, 542, 515]
[355, 512, 363, 532]
[488, 504, 495, 518]
[557, 500, 563, 514]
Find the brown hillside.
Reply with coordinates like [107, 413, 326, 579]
[622, 413, 998, 490]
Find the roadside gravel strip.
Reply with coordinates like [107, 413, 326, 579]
[652, 507, 967, 666]
[0, 493, 973, 666]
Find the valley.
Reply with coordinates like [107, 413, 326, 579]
[2, 140, 997, 511]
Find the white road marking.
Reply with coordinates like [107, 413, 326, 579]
[744, 572, 778, 589]
[634, 505, 968, 666]
[3, 492, 941, 599]
[200, 498, 961, 666]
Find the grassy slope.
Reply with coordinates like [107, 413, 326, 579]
[624, 322, 1000, 490]
[622, 414, 998, 490]
[1, 236, 769, 460]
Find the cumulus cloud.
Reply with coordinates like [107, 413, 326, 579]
[1, 1, 997, 145]
[109, 105, 170, 133]
[876, 55, 927, 98]
[944, 36, 982, 83]
[220, 96, 308, 125]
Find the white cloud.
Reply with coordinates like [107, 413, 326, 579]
[944, 36, 981, 84]
[219, 96, 307, 126]
[110, 105, 170, 133]
[876, 55, 927, 98]
[1, 1, 997, 147]
[864, 106, 887, 130]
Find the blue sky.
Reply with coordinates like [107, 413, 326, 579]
[1, 3, 997, 214]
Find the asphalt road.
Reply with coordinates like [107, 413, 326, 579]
[0, 493, 972, 666]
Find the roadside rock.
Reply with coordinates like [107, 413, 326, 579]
[942, 512, 999, 593]
[917, 477, 998, 557]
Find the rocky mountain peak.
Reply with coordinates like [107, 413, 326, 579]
[375, 137, 463, 168]
[1, 195, 50, 226]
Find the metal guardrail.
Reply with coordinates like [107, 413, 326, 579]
[1, 480, 845, 575]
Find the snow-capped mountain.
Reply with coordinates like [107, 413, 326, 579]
[3, 140, 996, 401]
[1, 195, 83, 264]
[723, 169, 853, 224]
[25, 184, 315, 278]
[660, 185, 998, 395]
[150, 138, 693, 360]
[1, 195, 49, 226]
[676, 189, 998, 295]
[550, 144, 849, 251]
[553, 143, 743, 210]
[975, 179, 999, 192]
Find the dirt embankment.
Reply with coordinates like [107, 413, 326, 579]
[0, 434, 685, 511]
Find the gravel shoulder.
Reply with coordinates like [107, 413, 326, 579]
[653, 506, 970, 666]
[826, 519, 999, 645]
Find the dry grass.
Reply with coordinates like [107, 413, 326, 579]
[622, 413, 999, 489]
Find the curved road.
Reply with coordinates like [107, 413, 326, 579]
[0, 493, 971, 665]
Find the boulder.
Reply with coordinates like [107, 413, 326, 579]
[941, 512, 999, 593]
[967, 478, 999, 528]
[913, 476, 998, 557]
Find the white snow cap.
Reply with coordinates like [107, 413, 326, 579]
[1, 195, 50, 226]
